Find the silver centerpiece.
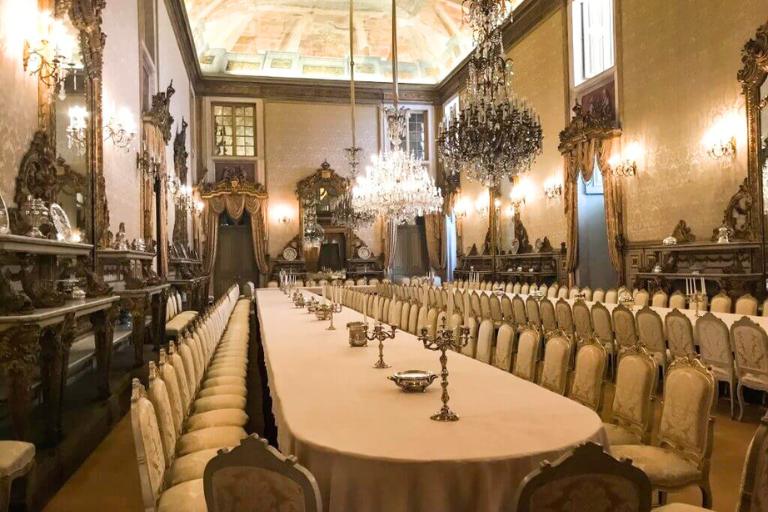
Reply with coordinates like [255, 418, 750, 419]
[418, 320, 471, 422]
[22, 197, 49, 238]
[347, 321, 368, 347]
[388, 370, 437, 393]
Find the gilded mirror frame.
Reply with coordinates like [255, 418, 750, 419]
[739, 19, 768, 282]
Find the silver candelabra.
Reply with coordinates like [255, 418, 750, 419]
[418, 320, 471, 422]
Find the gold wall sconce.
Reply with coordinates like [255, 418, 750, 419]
[703, 112, 740, 161]
[23, 10, 79, 99]
[452, 197, 470, 219]
[271, 204, 293, 224]
[609, 142, 642, 177]
[543, 177, 563, 200]
[510, 176, 531, 209]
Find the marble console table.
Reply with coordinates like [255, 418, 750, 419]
[168, 276, 209, 311]
[113, 283, 170, 367]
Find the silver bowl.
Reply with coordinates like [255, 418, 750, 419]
[388, 370, 437, 393]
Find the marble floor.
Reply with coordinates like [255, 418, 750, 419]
[42, 385, 760, 512]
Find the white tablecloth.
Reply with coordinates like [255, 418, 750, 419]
[256, 289, 606, 512]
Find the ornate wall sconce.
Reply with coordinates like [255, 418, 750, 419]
[609, 142, 642, 177]
[66, 105, 88, 155]
[104, 109, 137, 151]
[452, 197, 470, 219]
[475, 198, 489, 216]
[176, 184, 195, 212]
[503, 204, 516, 218]
[703, 112, 739, 161]
[272, 204, 293, 224]
[194, 200, 205, 215]
[509, 177, 531, 210]
[23, 10, 78, 99]
[543, 177, 563, 200]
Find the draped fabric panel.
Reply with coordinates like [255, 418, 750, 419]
[424, 213, 445, 271]
[204, 208, 219, 278]
[144, 122, 169, 276]
[562, 135, 624, 283]
[382, 220, 398, 275]
[204, 193, 270, 281]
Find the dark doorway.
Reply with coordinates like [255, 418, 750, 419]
[393, 217, 429, 281]
[214, 211, 259, 297]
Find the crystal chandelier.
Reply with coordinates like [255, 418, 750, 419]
[351, 0, 443, 224]
[438, 0, 543, 187]
[302, 200, 325, 249]
[331, 0, 376, 229]
[66, 105, 88, 155]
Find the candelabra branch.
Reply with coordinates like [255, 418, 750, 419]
[365, 322, 397, 369]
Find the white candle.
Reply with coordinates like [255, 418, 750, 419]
[363, 297, 367, 324]
[685, 278, 690, 296]
[701, 277, 706, 296]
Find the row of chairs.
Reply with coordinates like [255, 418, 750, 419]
[131, 286, 251, 511]
[336, 284, 721, 507]
[266, 277, 384, 288]
[166, 289, 199, 340]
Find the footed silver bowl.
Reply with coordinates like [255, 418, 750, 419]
[388, 370, 437, 393]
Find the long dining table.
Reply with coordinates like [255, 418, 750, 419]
[255, 288, 607, 512]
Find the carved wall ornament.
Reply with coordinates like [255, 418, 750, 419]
[671, 220, 696, 244]
[199, 169, 268, 198]
[296, 160, 349, 205]
[12, 131, 59, 233]
[144, 81, 176, 144]
[173, 118, 190, 246]
[558, 96, 619, 153]
[712, 177, 753, 241]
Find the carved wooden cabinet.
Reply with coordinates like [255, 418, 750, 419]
[497, 251, 567, 285]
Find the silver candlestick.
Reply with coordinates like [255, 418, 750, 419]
[418, 320, 471, 422]
[327, 301, 342, 330]
[365, 322, 396, 369]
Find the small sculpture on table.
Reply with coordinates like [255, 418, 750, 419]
[113, 222, 129, 250]
[365, 322, 397, 369]
[418, 320, 471, 422]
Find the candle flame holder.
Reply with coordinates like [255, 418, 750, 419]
[365, 322, 397, 369]
[418, 320, 471, 422]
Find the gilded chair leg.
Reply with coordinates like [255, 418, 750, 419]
[700, 480, 713, 508]
[737, 382, 746, 421]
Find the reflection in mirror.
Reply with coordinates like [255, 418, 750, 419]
[54, 66, 90, 237]
[761, 80, 768, 214]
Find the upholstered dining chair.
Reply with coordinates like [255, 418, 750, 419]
[540, 298, 558, 334]
[539, 333, 571, 396]
[582, 287, 594, 301]
[611, 357, 715, 508]
[636, 306, 668, 381]
[389, 300, 402, 327]
[762, 297, 768, 317]
[500, 294, 514, 323]
[634, 289, 650, 307]
[399, 302, 410, 331]
[612, 304, 638, 353]
[547, 284, 559, 299]
[592, 288, 605, 303]
[266, 281, 278, 288]
[529, 283, 539, 293]
[512, 295, 528, 328]
[204, 435, 322, 512]
[669, 291, 686, 310]
[697, 312, 737, 419]
[538, 283, 548, 298]
[554, 298, 575, 335]
[590, 302, 616, 378]
[558, 287, 570, 299]
[489, 294, 503, 327]
[475, 319, 495, 364]
[513, 328, 541, 382]
[426, 308, 439, 337]
[735, 293, 759, 316]
[526, 296, 542, 328]
[521, 283, 531, 295]
[470, 292, 482, 320]
[568, 287, 580, 300]
[0, 441, 34, 512]
[513, 282, 522, 294]
[665, 309, 696, 358]
[505, 282, 514, 293]
[513, 442, 653, 512]
[604, 288, 618, 304]
[567, 339, 607, 412]
[494, 323, 516, 372]
[731, 316, 768, 421]
[407, 304, 419, 334]
[710, 291, 732, 314]
[603, 344, 657, 446]
[572, 300, 593, 342]
[416, 305, 429, 334]
[479, 293, 492, 321]
[651, 290, 669, 308]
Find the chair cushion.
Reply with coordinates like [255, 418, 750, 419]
[198, 385, 247, 398]
[0, 441, 35, 477]
[158, 479, 206, 512]
[177, 426, 247, 456]
[611, 445, 701, 488]
[653, 505, 709, 512]
[203, 376, 246, 388]
[206, 366, 247, 379]
[167, 448, 220, 486]
[186, 408, 249, 432]
[194, 394, 247, 413]
[166, 311, 199, 335]
[603, 423, 643, 446]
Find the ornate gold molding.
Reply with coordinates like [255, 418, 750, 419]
[199, 167, 268, 199]
[558, 99, 620, 153]
[296, 161, 348, 202]
[173, 118, 189, 246]
[144, 81, 176, 144]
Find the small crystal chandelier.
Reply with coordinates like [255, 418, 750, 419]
[66, 105, 88, 155]
[331, 0, 376, 229]
[438, 0, 543, 187]
[352, 0, 443, 224]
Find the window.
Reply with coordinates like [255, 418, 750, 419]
[443, 95, 459, 120]
[213, 103, 256, 157]
[385, 109, 429, 161]
[572, 0, 615, 86]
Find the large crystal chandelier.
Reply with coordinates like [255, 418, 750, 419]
[351, 0, 443, 225]
[331, 0, 376, 229]
[438, 0, 543, 187]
